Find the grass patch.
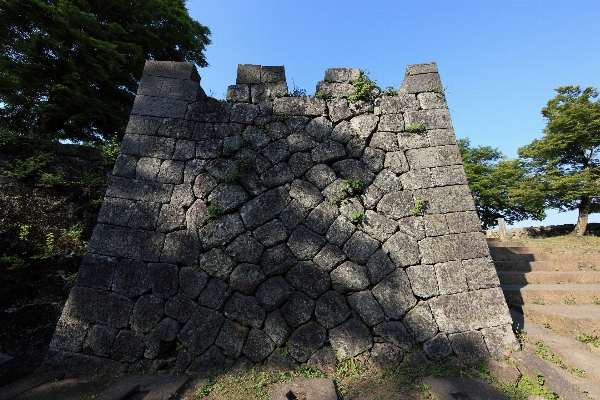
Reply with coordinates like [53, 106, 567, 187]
[575, 333, 600, 348]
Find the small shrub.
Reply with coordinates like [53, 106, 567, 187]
[36, 170, 68, 188]
[575, 333, 600, 348]
[0, 126, 20, 150]
[235, 156, 254, 172]
[2, 153, 52, 180]
[32, 232, 56, 260]
[206, 202, 222, 222]
[314, 89, 331, 100]
[571, 368, 586, 378]
[277, 112, 288, 123]
[289, 79, 307, 97]
[412, 197, 426, 216]
[383, 86, 397, 96]
[100, 136, 121, 166]
[340, 178, 363, 195]
[349, 211, 365, 224]
[349, 72, 376, 102]
[19, 225, 31, 240]
[565, 298, 577, 305]
[405, 122, 425, 133]
[62, 226, 83, 241]
[0, 255, 29, 271]
[427, 85, 445, 94]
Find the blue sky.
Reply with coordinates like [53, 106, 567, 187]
[185, 0, 600, 228]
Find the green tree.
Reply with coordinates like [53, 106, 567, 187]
[0, 0, 210, 144]
[518, 86, 600, 236]
[458, 138, 545, 229]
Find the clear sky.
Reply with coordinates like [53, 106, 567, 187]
[185, 0, 600, 228]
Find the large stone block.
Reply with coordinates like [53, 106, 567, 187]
[264, 310, 292, 347]
[404, 108, 452, 130]
[419, 232, 489, 264]
[448, 330, 489, 365]
[143, 60, 200, 81]
[185, 101, 231, 123]
[330, 261, 370, 293]
[125, 115, 163, 135]
[199, 248, 236, 280]
[405, 145, 462, 170]
[165, 293, 197, 323]
[402, 303, 438, 343]
[177, 307, 224, 355]
[382, 231, 420, 267]
[130, 294, 164, 332]
[401, 72, 442, 94]
[82, 324, 117, 357]
[144, 317, 180, 359]
[148, 263, 179, 298]
[481, 324, 520, 357]
[106, 176, 173, 203]
[288, 226, 326, 260]
[229, 263, 266, 295]
[281, 292, 315, 328]
[288, 321, 327, 363]
[215, 319, 249, 358]
[462, 257, 500, 290]
[240, 187, 290, 229]
[223, 293, 266, 328]
[198, 278, 232, 310]
[251, 82, 288, 103]
[260, 244, 297, 277]
[324, 68, 361, 83]
[406, 62, 438, 76]
[88, 224, 165, 262]
[160, 230, 201, 266]
[342, 231, 379, 265]
[286, 261, 331, 299]
[374, 94, 419, 114]
[428, 288, 512, 333]
[422, 333, 452, 361]
[243, 329, 275, 362]
[273, 97, 326, 117]
[373, 321, 413, 351]
[416, 185, 476, 214]
[376, 191, 413, 219]
[111, 330, 145, 362]
[313, 244, 346, 272]
[226, 84, 250, 103]
[236, 64, 261, 84]
[435, 261, 468, 295]
[76, 254, 117, 291]
[179, 267, 208, 299]
[199, 213, 246, 249]
[315, 291, 351, 329]
[63, 286, 134, 329]
[329, 318, 373, 360]
[131, 95, 188, 119]
[405, 264, 438, 299]
[315, 81, 354, 98]
[372, 269, 417, 320]
[50, 314, 90, 352]
[347, 291, 385, 327]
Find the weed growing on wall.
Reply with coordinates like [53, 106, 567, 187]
[405, 122, 425, 134]
[349, 72, 376, 102]
[383, 86, 397, 96]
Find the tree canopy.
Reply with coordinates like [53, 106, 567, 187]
[458, 138, 545, 229]
[518, 86, 600, 235]
[0, 0, 210, 144]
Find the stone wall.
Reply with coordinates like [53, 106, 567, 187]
[486, 223, 600, 239]
[47, 61, 518, 373]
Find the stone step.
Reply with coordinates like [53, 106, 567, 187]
[494, 260, 594, 272]
[486, 238, 524, 247]
[510, 308, 600, 399]
[497, 271, 600, 285]
[0, 371, 65, 400]
[522, 304, 600, 338]
[490, 251, 600, 262]
[502, 283, 600, 306]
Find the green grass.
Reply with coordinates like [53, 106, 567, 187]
[575, 333, 600, 348]
[405, 122, 425, 133]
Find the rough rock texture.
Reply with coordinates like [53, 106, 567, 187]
[49, 61, 516, 370]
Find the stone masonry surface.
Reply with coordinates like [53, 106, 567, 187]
[48, 60, 518, 373]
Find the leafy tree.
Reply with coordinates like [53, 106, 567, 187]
[458, 138, 545, 229]
[518, 86, 600, 236]
[0, 0, 210, 144]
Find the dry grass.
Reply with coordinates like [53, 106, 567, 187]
[516, 235, 600, 254]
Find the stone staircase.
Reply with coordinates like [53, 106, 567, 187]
[488, 237, 600, 398]
[488, 238, 600, 338]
